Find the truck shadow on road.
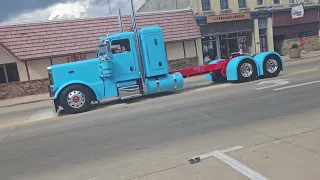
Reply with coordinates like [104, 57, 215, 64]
[87, 82, 222, 111]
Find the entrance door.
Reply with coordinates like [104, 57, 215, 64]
[260, 35, 268, 52]
[110, 38, 138, 79]
[228, 38, 239, 54]
[145, 34, 165, 71]
[219, 35, 239, 59]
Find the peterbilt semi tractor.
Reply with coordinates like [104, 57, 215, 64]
[47, 26, 284, 114]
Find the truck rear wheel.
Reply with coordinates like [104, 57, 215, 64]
[263, 55, 281, 78]
[59, 84, 92, 114]
[237, 59, 257, 82]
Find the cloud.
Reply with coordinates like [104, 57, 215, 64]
[1, 0, 145, 25]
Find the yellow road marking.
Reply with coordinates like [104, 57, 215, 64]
[286, 68, 320, 76]
[0, 116, 55, 129]
[0, 121, 24, 129]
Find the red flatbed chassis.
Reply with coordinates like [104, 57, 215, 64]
[170, 53, 247, 78]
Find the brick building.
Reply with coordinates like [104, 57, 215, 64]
[0, 9, 201, 100]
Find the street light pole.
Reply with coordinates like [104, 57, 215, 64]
[118, 9, 123, 32]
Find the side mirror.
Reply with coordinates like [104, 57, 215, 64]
[100, 53, 112, 62]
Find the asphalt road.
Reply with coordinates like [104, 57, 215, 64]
[1, 58, 320, 180]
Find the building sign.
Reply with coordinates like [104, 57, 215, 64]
[207, 13, 251, 23]
[291, 5, 304, 19]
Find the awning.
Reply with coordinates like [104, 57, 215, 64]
[200, 20, 253, 36]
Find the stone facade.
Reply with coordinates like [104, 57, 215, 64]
[0, 79, 49, 100]
[274, 36, 320, 56]
[168, 57, 199, 71]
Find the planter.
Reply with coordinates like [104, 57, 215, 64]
[289, 48, 301, 58]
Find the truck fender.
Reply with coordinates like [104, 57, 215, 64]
[226, 56, 258, 81]
[205, 59, 225, 81]
[53, 81, 100, 101]
[253, 51, 284, 76]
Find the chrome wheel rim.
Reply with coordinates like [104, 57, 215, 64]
[240, 62, 253, 78]
[266, 59, 278, 74]
[67, 91, 86, 108]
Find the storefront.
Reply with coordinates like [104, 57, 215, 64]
[199, 13, 254, 64]
[272, 6, 319, 55]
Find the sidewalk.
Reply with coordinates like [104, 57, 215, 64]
[133, 108, 320, 180]
[282, 50, 320, 62]
[0, 93, 50, 108]
[1, 50, 320, 108]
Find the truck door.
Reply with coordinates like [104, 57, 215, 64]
[111, 38, 137, 78]
[145, 34, 165, 70]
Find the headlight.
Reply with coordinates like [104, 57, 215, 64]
[101, 56, 107, 61]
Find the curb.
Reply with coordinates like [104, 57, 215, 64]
[283, 54, 320, 62]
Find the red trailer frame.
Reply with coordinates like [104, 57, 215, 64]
[170, 52, 247, 78]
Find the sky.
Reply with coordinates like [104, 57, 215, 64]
[0, 0, 145, 25]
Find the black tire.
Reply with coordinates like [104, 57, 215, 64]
[263, 55, 282, 78]
[237, 59, 257, 82]
[211, 71, 227, 83]
[59, 84, 92, 114]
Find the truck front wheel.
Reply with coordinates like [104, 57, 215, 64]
[211, 71, 227, 83]
[59, 84, 92, 114]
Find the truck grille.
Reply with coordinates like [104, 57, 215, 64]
[47, 68, 54, 98]
[47, 68, 53, 85]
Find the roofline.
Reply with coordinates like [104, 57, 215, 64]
[136, 7, 193, 15]
[19, 36, 201, 61]
[0, 42, 20, 60]
[0, 8, 194, 28]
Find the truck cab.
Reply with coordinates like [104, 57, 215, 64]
[47, 26, 184, 114]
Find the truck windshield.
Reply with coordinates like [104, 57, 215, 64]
[97, 45, 108, 56]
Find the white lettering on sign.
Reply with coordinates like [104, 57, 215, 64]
[255, 79, 290, 90]
[291, 4, 304, 19]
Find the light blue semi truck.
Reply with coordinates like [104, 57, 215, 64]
[47, 26, 284, 114]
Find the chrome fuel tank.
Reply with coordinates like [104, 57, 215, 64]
[145, 72, 184, 95]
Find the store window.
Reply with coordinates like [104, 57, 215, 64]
[274, 35, 286, 42]
[257, 0, 264, 5]
[0, 63, 20, 84]
[273, 0, 280, 4]
[298, 31, 314, 38]
[220, 0, 229, 10]
[219, 32, 253, 59]
[201, 0, 211, 11]
[202, 36, 218, 64]
[289, 0, 297, 4]
[238, 0, 246, 8]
